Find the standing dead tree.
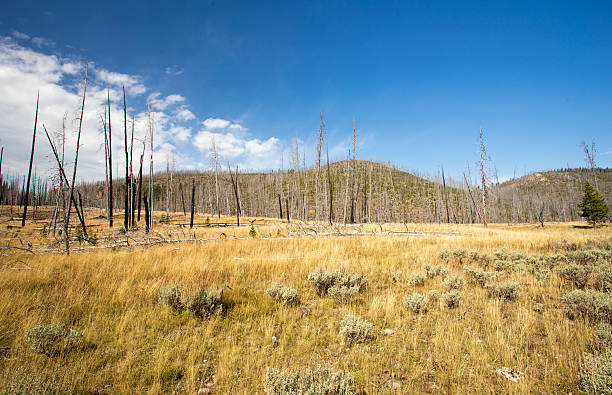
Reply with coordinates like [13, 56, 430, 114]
[64, 64, 88, 254]
[211, 136, 220, 219]
[147, 102, 154, 231]
[107, 90, 113, 227]
[228, 164, 241, 226]
[190, 179, 195, 228]
[480, 126, 487, 228]
[441, 165, 450, 223]
[42, 125, 87, 234]
[581, 140, 599, 191]
[123, 87, 130, 230]
[326, 143, 333, 225]
[22, 92, 39, 226]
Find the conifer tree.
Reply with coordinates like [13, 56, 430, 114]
[578, 182, 609, 228]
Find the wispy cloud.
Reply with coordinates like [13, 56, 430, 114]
[11, 31, 30, 40]
[165, 65, 184, 75]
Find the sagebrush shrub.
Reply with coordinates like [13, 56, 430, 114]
[485, 282, 521, 301]
[403, 293, 429, 313]
[327, 285, 360, 304]
[494, 249, 527, 262]
[266, 283, 299, 305]
[26, 324, 83, 356]
[158, 285, 223, 317]
[5, 367, 63, 394]
[339, 314, 373, 346]
[407, 272, 426, 287]
[557, 264, 592, 289]
[566, 249, 611, 265]
[307, 269, 367, 297]
[186, 289, 223, 317]
[424, 263, 447, 279]
[264, 364, 357, 395]
[591, 323, 612, 352]
[562, 289, 612, 322]
[580, 350, 612, 394]
[442, 275, 464, 291]
[427, 289, 440, 302]
[158, 285, 185, 312]
[442, 290, 462, 309]
[464, 266, 503, 287]
[591, 264, 612, 293]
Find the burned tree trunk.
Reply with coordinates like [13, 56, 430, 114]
[107, 89, 114, 228]
[278, 194, 283, 220]
[190, 179, 195, 228]
[137, 153, 143, 222]
[22, 92, 39, 227]
[123, 87, 129, 230]
[144, 195, 150, 233]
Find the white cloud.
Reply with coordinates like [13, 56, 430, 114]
[175, 106, 195, 121]
[165, 65, 184, 75]
[0, 37, 284, 179]
[147, 92, 185, 110]
[31, 37, 55, 48]
[193, 130, 280, 169]
[95, 69, 146, 95]
[12, 31, 30, 40]
[202, 117, 230, 129]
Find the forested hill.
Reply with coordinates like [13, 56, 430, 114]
[4, 161, 611, 224]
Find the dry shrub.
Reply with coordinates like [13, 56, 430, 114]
[580, 350, 612, 394]
[339, 314, 373, 346]
[403, 293, 429, 313]
[266, 283, 299, 305]
[26, 324, 83, 357]
[485, 282, 521, 301]
[562, 290, 612, 322]
[464, 266, 503, 287]
[307, 269, 367, 301]
[264, 364, 357, 395]
[442, 290, 462, 309]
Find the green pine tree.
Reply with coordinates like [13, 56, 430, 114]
[578, 182, 609, 228]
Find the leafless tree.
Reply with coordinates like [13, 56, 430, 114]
[22, 92, 39, 226]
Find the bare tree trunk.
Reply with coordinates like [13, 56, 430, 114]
[278, 194, 283, 220]
[137, 152, 143, 222]
[147, 103, 154, 231]
[64, 64, 88, 254]
[327, 143, 333, 225]
[144, 195, 150, 233]
[286, 197, 290, 224]
[442, 165, 450, 223]
[123, 87, 129, 230]
[22, 92, 39, 227]
[480, 126, 487, 228]
[228, 165, 241, 226]
[190, 179, 195, 228]
[107, 90, 114, 227]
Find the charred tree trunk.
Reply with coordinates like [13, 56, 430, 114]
[278, 194, 283, 220]
[190, 179, 195, 228]
[22, 92, 39, 227]
[144, 195, 150, 233]
[123, 87, 129, 230]
[107, 90, 114, 227]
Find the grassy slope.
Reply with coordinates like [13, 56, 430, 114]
[0, 214, 608, 393]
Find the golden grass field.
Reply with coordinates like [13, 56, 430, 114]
[0, 206, 610, 394]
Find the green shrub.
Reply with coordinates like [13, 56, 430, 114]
[580, 350, 612, 394]
[186, 289, 223, 317]
[464, 266, 503, 287]
[26, 324, 83, 356]
[558, 264, 592, 288]
[407, 272, 426, 287]
[249, 225, 257, 238]
[158, 285, 185, 312]
[427, 289, 440, 302]
[4, 367, 64, 394]
[591, 264, 612, 293]
[339, 314, 373, 346]
[494, 249, 527, 262]
[591, 323, 612, 352]
[264, 364, 357, 395]
[423, 263, 448, 279]
[307, 269, 367, 297]
[403, 293, 429, 313]
[327, 285, 360, 304]
[562, 289, 612, 322]
[442, 275, 464, 291]
[566, 249, 611, 265]
[485, 282, 521, 301]
[158, 285, 224, 318]
[442, 290, 462, 309]
[266, 283, 299, 305]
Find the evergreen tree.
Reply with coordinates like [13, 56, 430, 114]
[578, 182, 609, 228]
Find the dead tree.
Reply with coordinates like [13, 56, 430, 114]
[64, 64, 88, 254]
[137, 152, 143, 221]
[42, 125, 87, 236]
[144, 195, 150, 233]
[123, 87, 129, 230]
[147, 103, 154, 231]
[107, 90, 114, 227]
[278, 194, 283, 219]
[228, 164, 241, 226]
[211, 136, 220, 219]
[326, 143, 333, 225]
[190, 179, 195, 228]
[441, 165, 450, 223]
[480, 126, 487, 228]
[0, 147, 4, 204]
[22, 92, 39, 227]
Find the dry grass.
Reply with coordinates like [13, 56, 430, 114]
[0, 206, 610, 393]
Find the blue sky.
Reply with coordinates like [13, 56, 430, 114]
[1, 0, 611, 182]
